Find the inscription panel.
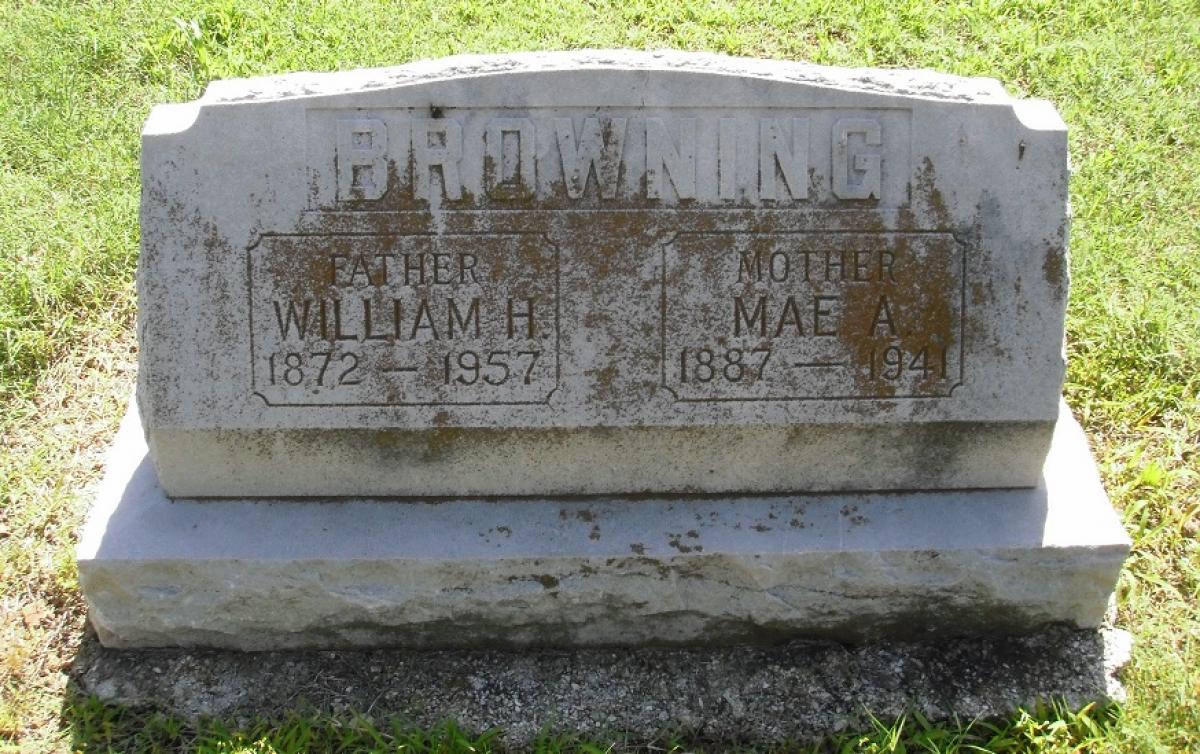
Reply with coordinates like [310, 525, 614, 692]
[138, 52, 1072, 496]
[249, 234, 559, 405]
[661, 232, 964, 401]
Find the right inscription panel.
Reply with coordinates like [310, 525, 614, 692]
[661, 231, 965, 401]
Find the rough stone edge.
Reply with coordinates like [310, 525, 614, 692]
[195, 49, 1013, 105]
[77, 398, 1130, 650]
[69, 624, 1132, 746]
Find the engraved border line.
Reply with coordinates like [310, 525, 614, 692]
[248, 232, 561, 408]
[661, 229, 967, 403]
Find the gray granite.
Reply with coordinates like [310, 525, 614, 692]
[78, 398, 1128, 650]
[97, 51, 1127, 659]
[138, 50, 1070, 497]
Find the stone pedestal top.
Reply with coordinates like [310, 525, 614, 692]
[78, 399, 1128, 650]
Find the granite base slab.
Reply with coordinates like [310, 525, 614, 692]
[77, 401, 1128, 650]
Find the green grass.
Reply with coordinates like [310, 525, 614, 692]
[61, 699, 1121, 753]
[2, 0, 1198, 751]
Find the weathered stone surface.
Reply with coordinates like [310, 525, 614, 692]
[78, 399, 1128, 650]
[71, 625, 1132, 746]
[138, 50, 1069, 497]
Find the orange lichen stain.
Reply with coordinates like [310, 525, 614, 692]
[590, 363, 620, 402]
[840, 233, 957, 398]
[1042, 243, 1067, 297]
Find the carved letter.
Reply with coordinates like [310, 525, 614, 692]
[506, 298, 536, 338]
[869, 295, 897, 335]
[484, 117, 536, 199]
[412, 118, 463, 201]
[410, 298, 439, 340]
[336, 118, 388, 201]
[646, 117, 696, 200]
[273, 300, 312, 339]
[733, 296, 767, 337]
[759, 117, 809, 202]
[774, 296, 805, 336]
[448, 298, 482, 338]
[737, 252, 762, 283]
[832, 118, 882, 200]
[555, 117, 627, 199]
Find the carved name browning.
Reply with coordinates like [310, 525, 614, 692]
[307, 108, 911, 207]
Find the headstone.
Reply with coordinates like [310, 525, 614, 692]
[79, 51, 1127, 649]
[136, 51, 1070, 497]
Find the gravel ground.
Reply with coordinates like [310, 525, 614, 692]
[70, 625, 1131, 746]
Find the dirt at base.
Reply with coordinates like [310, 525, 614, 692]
[69, 625, 1131, 746]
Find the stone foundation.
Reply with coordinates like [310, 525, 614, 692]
[78, 399, 1128, 651]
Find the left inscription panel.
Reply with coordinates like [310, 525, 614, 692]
[249, 234, 560, 405]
